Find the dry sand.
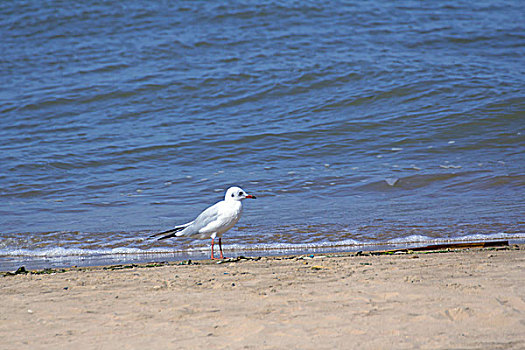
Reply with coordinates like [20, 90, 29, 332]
[1, 246, 524, 349]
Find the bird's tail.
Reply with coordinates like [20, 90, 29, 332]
[150, 221, 193, 240]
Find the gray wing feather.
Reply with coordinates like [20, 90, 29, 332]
[180, 203, 221, 236]
[150, 221, 193, 238]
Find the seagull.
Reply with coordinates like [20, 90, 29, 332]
[151, 186, 256, 259]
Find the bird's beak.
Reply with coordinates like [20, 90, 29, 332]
[245, 194, 256, 199]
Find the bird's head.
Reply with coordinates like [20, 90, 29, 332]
[225, 186, 256, 201]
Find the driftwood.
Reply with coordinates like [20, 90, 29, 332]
[373, 240, 509, 255]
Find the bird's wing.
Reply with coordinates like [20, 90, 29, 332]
[150, 221, 193, 239]
[181, 202, 223, 236]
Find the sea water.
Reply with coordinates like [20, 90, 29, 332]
[1, 1, 524, 270]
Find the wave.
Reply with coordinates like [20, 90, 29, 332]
[1, 232, 522, 259]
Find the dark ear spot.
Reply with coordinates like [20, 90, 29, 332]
[231, 193, 235, 197]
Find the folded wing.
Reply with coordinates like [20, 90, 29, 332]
[152, 202, 222, 240]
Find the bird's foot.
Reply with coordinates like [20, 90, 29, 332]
[210, 256, 228, 260]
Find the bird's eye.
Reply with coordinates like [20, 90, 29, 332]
[239, 192, 244, 196]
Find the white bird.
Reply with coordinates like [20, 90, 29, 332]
[151, 186, 256, 259]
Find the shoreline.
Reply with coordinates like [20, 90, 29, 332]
[1, 240, 514, 276]
[2, 237, 523, 272]
[1, 244, 524, 349]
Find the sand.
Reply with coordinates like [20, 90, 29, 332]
[1, 246, 524, 349]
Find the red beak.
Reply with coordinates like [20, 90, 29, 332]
[245, 195, 256, 199]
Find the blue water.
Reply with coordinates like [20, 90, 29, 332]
[1, 1, 524, 270]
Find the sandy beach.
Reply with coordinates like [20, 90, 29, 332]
[1, 245, 524, 349]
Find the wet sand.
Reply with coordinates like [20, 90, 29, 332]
[1, 246, 524, 349]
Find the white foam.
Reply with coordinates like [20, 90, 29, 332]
[387, 232, 523, 245]
[0, 246, 176, 258]
[1, 233, 523, 259]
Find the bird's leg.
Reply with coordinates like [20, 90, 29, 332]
[210, 238, 216, 260]
[219, 237, 227, 259]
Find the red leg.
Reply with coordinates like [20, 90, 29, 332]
[210, 238, 216, 260]
[219, 238, 227, 259]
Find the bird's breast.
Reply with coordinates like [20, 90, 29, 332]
[215, 202, 242, 234]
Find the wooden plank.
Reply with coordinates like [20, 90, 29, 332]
[374, 240, 509, 254]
